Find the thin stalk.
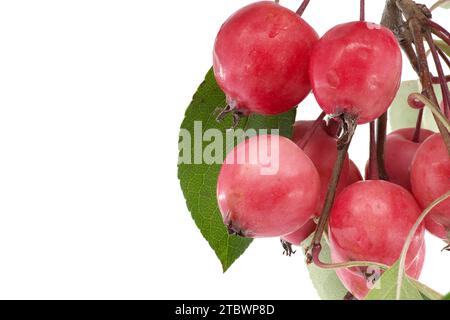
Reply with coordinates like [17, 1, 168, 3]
[425, 32, 450, 117]
[311, 245, 389, 271]
[307, 114, 358, 262]
[368, 122, 378, 179]
[296, 0, 311, 16]
[360, 0, 365, 21]
[376, 113, 389, 181]
[432, 75, 450, 84]
[412, 108, 424, 143]
[396, 191, 450, 300]
[411, 93, 450, 133]
[435, 46, 450, 70]
[410, 21, 450, 157]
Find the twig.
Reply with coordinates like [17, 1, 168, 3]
[296, 0, 311, 16]
[425, 32, 450, 117]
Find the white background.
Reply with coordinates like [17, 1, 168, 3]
[0, 0, 448, 299]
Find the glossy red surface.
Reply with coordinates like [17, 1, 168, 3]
[217, 135, 320, 238]
[329, 180, 425, 299]
[411, 133, 450, 227]
[309, 21, 402, 124]
[213, 2, 318, 115]
[384, 128, 434, 191]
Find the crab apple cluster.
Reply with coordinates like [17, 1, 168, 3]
[210, 0, 450, 300]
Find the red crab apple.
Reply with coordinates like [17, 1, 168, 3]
[329, 180, 425, 299]
[309, 21, 402, 124]
[213, 1, 319, 116]
[333, 240, 425, 300]
[347, 160, 363, 185]
[281, 219, 317, 246]
[217, 134, 321, 238]
[411, 133, 450, 227]
[383, 128, 434, 190]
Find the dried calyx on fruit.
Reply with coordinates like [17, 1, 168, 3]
[217, 135, 320, 238]
[329, 180, 426, 299]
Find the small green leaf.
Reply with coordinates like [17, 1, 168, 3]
[178, 68, 297, 272]
[410, 279, 443, 300]
[365, 262, 423, 300]
[388, 80, 447, 133]
[440, 0, 450, 9]
[435, 40, 450, 57]
[302, 236, 348, 300]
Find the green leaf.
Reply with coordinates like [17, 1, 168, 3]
[365, 262, 423, 300]
[178, 68, 297, 272]
[388, 80, 448, 133]
[439, 0, 450, 9]
[410, 279, 444, 300]
[302, 236, 348, 300]
[435, 40, 450, 57]
[444, 293, 450, 300]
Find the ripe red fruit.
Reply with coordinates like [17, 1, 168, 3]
[292, 120, 350, 213]
[329, 180, 425, 299]
[217, 135, 321, 238]
[411, 133, 450, 227]
[281, 219, 316, 246]
[383, 128, 434, 191]
[425, 216, 449, 241]
[213, 2, 319, 116]
[333, 241, 425, 300]
[347, 160, 363, 185]
[309, 21, 402, 124]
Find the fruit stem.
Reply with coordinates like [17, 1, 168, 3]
[299, 112, 326, 149]
[382, 0, 450, 153]
[360, 0, 365, 21]
[396, 190, 450, 300]
[376, 112, 389, 181]
[410, 94, 450, 154]
[306, 114, 357, 263]
[412, 108, 424, 143]
[425, 31, 450, 117]
[435, 45, 450, 70]
[368, 121, 378, 179]
[310, 243, 389, 271]
[296, 0, 311, 16]
[409, 19, 450, 156]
